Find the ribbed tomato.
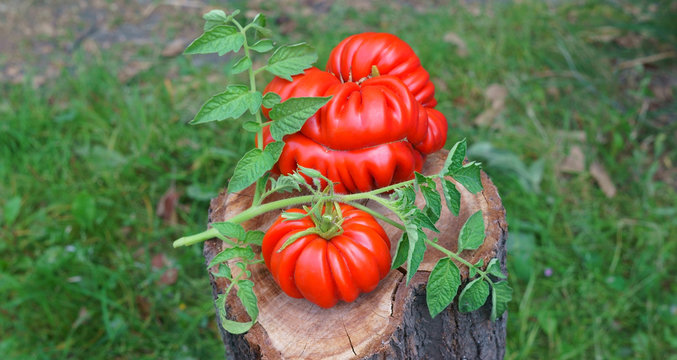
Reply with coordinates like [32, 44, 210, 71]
[259, 33, 448, 193]
[261, 204, 391, 308]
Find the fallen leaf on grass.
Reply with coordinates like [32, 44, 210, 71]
[559, 145, 585, 173]
[160, 268, 178, 285]
[156, 185, 180, 225]
[151, 253, 169, 269]
[590, 161, 617, 198]
[72, 307, 91, 329]
[136, 296, 151, 319]
[474, 84, 508, 127]
[118, 60, 152, 82]
[161, 38, 190, 58]
[443, 32, 468, 57]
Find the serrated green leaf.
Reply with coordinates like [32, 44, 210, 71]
[228, 141, 285, 193]
[203, 9, 227, 21]
[392, 185, 417, 213]
[251, 13, 266, 27]
[297, 165, 322, 178]
[414, 172, 427, 190]
[191, 85, 259, 124]
[242, 121, 262, 133]
[184, 25, 244, 56]
[271, 175, 301, 193]
[408, 208, 439, 233]
[231, 56, 252, 75]
[458, 211, 485, 252]
[208, 246, 256, 268]
[216, 293, 255, 334]
[244, 231, 265, 246]
[247, 92, 262, 115]
[203, 9, 228, 31]
[251, 24, 273, 38]
[458, 278, 490, 312]
[420, 183, 441, 223]
[452, 162, 484, 194]
[491, 281, 513, 320]
[441, 179, 461, 216]
[212, 222, 245, 240]
[250, 39, 274, 53]
[211, 264, 232, 278]
[391, 233, 409, 269]
[426, 258, 461, 318]
[262, 92, 281, 108]
[268, 96, 332, 141]
[3, 197, 22, 226]
[443, 138, 467, 176]
[266, 43, 318, 80]
[405, 223, 427, 284]
[469, 258, 484, 278]
[486, 258, 506, 278]
[237, 279, 259, 320]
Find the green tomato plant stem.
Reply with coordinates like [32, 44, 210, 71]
[424, 237, 490, 279]
[232, 18, 264, 151]
[173, 175, 443, 248]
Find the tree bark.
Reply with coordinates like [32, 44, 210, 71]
[203, 150, 508, 359]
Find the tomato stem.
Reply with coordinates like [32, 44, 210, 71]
[424, 238, 489, 279]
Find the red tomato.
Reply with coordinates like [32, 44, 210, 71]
[259, 33, 448, 193]
[261, 204, 391, 308]
[326, 32, 438, 108]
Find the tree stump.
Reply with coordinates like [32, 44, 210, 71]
[204, 150, 508, 359]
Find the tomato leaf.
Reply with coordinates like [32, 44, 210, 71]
[420, 182, 441, 223]
[490, 280, 513, 320]
[486, 258, 506, 279]
[442, 138, 467, 176]
[190, 85, 261, 124]
[457, 211, 485, 252]
[441, 179, 461, 216]
[265, 43, 318, 80]
[211, 264, 232, 278]
[270, 175, 301, 193]
[251, 13, 266, 26]
[237, 279, 259, 320]
[228, 141, 285, 193]
[451, 162, 484, 194]
[215, 293, 255, 334]
[208, 246, 256, 268]
[408, 208, 439, 233]
[231, 56, 252, 75]
[203, 9, 231, 31]
[458, 278, 490, 312]
[262, 92, 281, 108]
[244, 231, 265, 246]
[184, 25, 244, 56]
[405, 223, 427, 284]
[426, 258, 461, 318]
[391, 233, 409, 269]
[242, 121, 262, 133]
[391, 185, 417, 214]
[268, 96, 332, 141]
[212, 222, 245, 240]
[250, 39, 274, 53]
[469, 258, 484, 278]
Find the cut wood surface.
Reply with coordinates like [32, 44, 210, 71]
[204, 149, 508, 359]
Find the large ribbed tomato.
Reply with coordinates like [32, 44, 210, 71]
[261, 204, 391, 308]
[259, 33, 448, 193]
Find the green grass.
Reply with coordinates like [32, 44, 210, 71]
[2, 0, 676, 358]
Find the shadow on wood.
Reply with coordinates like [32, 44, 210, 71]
[204, 150, 508, 359]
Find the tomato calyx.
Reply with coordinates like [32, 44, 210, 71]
[355, 65, 381, 85]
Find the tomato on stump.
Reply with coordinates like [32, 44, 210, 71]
[261, 203, 391, 308]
